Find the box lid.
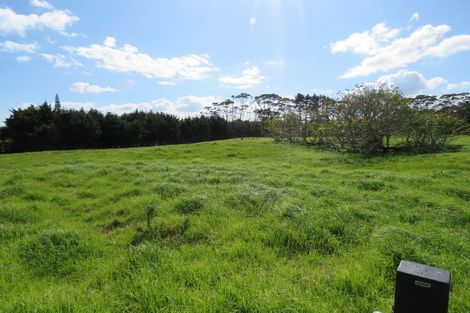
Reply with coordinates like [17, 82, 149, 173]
[397, 260, 451, 284]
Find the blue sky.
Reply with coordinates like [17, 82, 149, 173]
[1, 0, 470, 123]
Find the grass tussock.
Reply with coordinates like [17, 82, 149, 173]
[19, 230, 96, 276]
[174, 198, 204, 214]
[226, 184, 281, 216]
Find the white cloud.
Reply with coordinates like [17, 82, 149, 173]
[174, 95, 221, 114]
[341, 24, 446, 78]
[0, 8, 78, 36]
[446, 81, 470, 91]
[426, 77, 447, 90]
[426, 34, 470, 57]
[219, 65, 266, 89]
[61, 101, 97, 111]
[410, 12, 419, 22]
[98, 100, 171, 115]
[30, 0, 54, 10]
[103, 36, 116, 48]
[332, 23, 470, 78]
[249, 18, 256, 26]
[70, 82, 117, 94]
[16, 55, 32, 63]
[41, 53, 82, 68]
[374, 69, 447, 96]
[61, 95, 221, 117]
[0, 40, 38, 53]
[66, 38, 218, 81]
[330, 23, 400, 55]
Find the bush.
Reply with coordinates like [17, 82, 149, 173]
[400, 110, 463, 152]
[321, 87, 409, 155]
[267, 87, 463, 155]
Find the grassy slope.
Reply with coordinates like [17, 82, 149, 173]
[0, 138, 469, 313]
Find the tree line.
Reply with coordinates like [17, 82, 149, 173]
[0, 95, 261, 153]
[1, 89, 468, 155]
[208, 87, 468, 155]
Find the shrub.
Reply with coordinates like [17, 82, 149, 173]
[323, 87, 409, 154]
[400, 110, 463, 152]
[267, 87, 463, 155]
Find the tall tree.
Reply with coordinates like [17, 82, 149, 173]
[54, 94, 62, 112]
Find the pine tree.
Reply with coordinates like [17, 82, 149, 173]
[54, 94, 61, 112]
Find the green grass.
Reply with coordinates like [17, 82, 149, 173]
[0, 137, 469, 312]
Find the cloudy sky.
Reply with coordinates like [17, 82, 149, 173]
[1, 0, 470, 122]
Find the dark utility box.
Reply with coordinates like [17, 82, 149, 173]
[394, 260, 451, 313]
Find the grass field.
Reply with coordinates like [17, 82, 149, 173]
[0, 137, 469, 312]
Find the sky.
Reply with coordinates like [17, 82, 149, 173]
[1, 0, 470, 123]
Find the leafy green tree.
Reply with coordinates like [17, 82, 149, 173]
[232, 93, 252, 120]
[0, 126, 10, 153]
[327, 86, 409, 154]
[400, 109, 464, 152]
[5, 102, 57, 151]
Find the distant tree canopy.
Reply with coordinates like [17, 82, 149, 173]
[262, 87, 465, 155]
[1, 90, 466, 155]
[0, 96, 262, 153]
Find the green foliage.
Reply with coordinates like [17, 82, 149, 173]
[1, 101, 262, 153]
[321, 87, 411, 154]
[268, 87, 463, 155]
[400, 109, 464, 152]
